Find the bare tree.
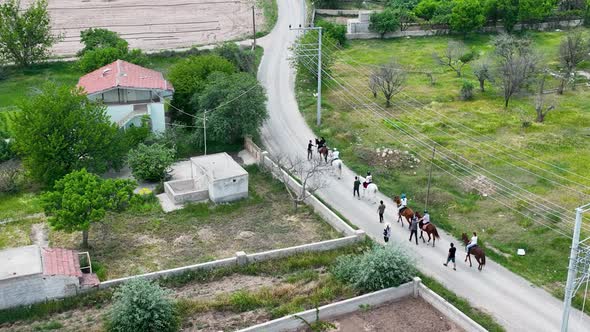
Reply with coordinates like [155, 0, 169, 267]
[270, 155, 331, 211]
[558, 29, 588, 94]
[433, 41, 471, 77]
[534, 72, 555, 123]
[493, 34, 538, 108]
[472, 58, 494, 92]
[368, 74, 379, 98]
[371, 60, 406, 107]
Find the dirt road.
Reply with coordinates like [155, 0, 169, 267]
[257, 1, 590, 331]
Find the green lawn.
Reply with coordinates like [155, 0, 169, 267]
[0, 192, 42, 221]
[296, 30, 590, 310]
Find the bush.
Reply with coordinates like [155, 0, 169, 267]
[79, 47, 147, 73]
[127, 143, 175, 182]
[214, 43, 256, 74]
[0, 139, 15, 162]
[107, 278, 178, 332]
[460, 80, 475, 100]
[332, 245, 416, 292]
[316, 20, 347, 46]
[0, 160, 23, 193]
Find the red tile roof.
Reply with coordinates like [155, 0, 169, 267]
[42, 248, 82, 277]
[77, 59, 174, 95]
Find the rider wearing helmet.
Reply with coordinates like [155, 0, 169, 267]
[363, 171, 373, 188]
[330, 147, 340, 165]
[420, 209, 431, 227]
[399, 193, 408, 213]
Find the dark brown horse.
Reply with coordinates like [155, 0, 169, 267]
[393, 196, 414, 228]
[318, 146, 329, 163]
[415, 211, 440, 247]
[461, 233, 486, 271]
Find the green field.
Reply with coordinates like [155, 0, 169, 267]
[296, 30, 590, 308]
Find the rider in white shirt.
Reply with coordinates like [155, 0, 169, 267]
[399, 193, 408, 212]
[466, 232, 478, 253]
[331, 148, 340, 165]
[365, 171, 372, 184]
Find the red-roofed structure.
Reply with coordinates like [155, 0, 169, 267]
[76, 60, 174, 133]
[77, 60, 174, 96]
[42, 248, 83, 278]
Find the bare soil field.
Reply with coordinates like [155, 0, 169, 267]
[297, 298, 465, 332]
[23, 0, 265, 56]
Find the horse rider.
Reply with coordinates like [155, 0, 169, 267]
[364, 171, 373, 188]
[330, 147, 340, 165]
[317, 137, 326, 152]
[419, 209, 431, 230]
[398, 193, 408, 213]
[465, 232, 478, 256]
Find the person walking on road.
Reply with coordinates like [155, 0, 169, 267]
[409, 217, 418, 245]
[443, 243, 457, 270]
[353, 176, 361, 199]
[383, 223, 391, 243]
[378, 200, 386, 223]
[307, 140, 314, 160]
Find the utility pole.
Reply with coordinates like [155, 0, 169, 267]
[289, 25, 323, 126]
[425, 147, 436, 210]
[203, 110, 207, 156]
[252, 5, 256, 51]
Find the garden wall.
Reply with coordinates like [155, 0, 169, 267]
[238, 277, 487, 332]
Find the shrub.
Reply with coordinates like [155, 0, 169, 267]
[214, 42, 256, 74]
[316, 20, 347, 46]
[460, 80, 475, 100]
[332, 245, 416, 292]
[0, 138, 15, 162]
[107, 278, 178, 332]
[127, 143, 175, 182]
[0, 160, 23, 193]
[79, 47, 147, 73]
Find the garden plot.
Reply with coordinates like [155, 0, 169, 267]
[22, 0, 265, 56]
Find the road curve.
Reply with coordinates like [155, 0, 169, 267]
[257, 1, 590, 331]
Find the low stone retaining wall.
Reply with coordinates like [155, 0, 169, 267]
[164, 179, 209, 204]
[244, 136, 263, 164]
[315, 8, 360, 16]
[238, 277, 487, 332]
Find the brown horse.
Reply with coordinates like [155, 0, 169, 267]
[461, 233, 486, 271]
[318, 146, 329, 163]
[415, 211, 440, 247]
[393, 196, 414, 228]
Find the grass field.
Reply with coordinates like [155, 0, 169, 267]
[296, 30, 590, 309]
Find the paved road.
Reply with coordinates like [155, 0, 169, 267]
[257, 1, 590, 331]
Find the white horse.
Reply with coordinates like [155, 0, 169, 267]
[332, 159, 343, 179]
[361, 177, 379, 203]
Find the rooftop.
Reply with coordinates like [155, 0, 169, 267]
[0, 245, 43, 282]
[77, 59, 174, 95]
[191, 152, 248, 181]
[42, 248, 82, 278]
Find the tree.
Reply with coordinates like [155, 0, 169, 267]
[387, 0, 420, 10]
[271, 155, 331, 211]
[315, 20, 347, 46]
[483, 0, 501, 26]
[460, 80, 475, 100]
[472, 58, 494, 91]
[369, 9, 400, 38]
[0, 0, 61, 67]
[493, 34, 538, 108]
[370, 60, 406, 107]
[369, 74, 379, 98]
[557, 29, 588, 94]
[197, 72, 267, 143]
[77, 28, 128, 57]
[450, 0, 486, 35]
[392, 6, 417, 31]
[433, 40, 471, 77]
[12, 84, 124, 186]
[497, 0, 519, 32]
[127, 143, 175, 182]
[168, 55, 236, 123]
[534, 71, 555, 122]
[107, 278, 178, 332]
[41, 169, 135, 247]
[214, 42, 256, 74]
[414, 0, 441, 20]
[518, 0, 555, 26]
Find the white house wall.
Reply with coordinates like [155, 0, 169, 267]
[0, 274, 80, 310]
[149, 103, 166, 133]
[209, 175, 248, 203]
[105, 104, 134, 125]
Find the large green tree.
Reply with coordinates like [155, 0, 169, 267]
[13, 84, 124, 186]
[42, 169, 135, 247]
[77, 28, 146, 73]
[197, 72, 267, 143]
[497, 0, 520, 32]
[77, 28, 128, 56]
[168, 55, 236, 123]
[450, 0, 486, 35]
[0, 0, 61, 67]
[518, 0, 556, 25]
[369, 8, 400, 38]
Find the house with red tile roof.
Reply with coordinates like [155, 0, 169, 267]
[77, 60, 174, 133]
[0, 245, 99, 310]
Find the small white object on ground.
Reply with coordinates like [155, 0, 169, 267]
[517, 249, 526, 256]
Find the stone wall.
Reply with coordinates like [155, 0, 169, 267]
[0, 274, 80, 310]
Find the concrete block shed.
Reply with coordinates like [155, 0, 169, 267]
[191, 152, 249, 203]
[0, 245, 99, 310]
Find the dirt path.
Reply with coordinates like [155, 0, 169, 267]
[30, 222, 48, 247]
[0, 213, 45, 226]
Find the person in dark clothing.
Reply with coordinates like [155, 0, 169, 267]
[307, 140, 314, 160]
[353, 176, 361, 199]
[383, 223, 391, 243]
[409, 217, 418, 245]
[377, 200, 386, 223]
[443, 243, 457, 270]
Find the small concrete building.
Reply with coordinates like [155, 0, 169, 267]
[164, 152, 248, 206]
[0, 245, 99, 310]
[77, 60, 174, 133]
